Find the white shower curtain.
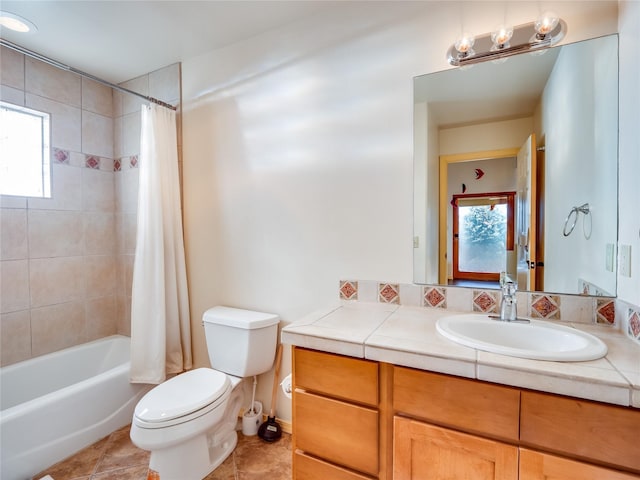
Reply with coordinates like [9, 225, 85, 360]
[130, 104, 192, 384]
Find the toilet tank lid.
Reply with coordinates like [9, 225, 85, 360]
[203, 306, 279, 329]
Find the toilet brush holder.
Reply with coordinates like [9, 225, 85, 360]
[242, 401, 263, 436]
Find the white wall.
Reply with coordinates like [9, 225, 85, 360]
[182, 1, 620, 422]
[541, 35, 618, 294]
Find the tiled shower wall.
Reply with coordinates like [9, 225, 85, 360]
[0, 45, 181, 366]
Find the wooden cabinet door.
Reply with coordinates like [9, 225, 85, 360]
[393, 416, 518, 480]
[520, 448, 640, 480]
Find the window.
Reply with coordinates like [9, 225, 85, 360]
[0, 101, 51, 197]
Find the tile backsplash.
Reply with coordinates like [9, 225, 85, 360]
[339, 279, 640, 346]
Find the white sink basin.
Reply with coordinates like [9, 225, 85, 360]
[436, 314, 608, 361]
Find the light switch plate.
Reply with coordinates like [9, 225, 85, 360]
[619, 244, 631, 277]
[606, 243, 615, 272]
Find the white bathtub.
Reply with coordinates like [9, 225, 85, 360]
[0, 335, 152, 480]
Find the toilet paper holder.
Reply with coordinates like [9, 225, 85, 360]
[280, 373, 292, 399]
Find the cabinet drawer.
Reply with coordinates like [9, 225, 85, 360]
[294, 347, 378, 406]
[294, 451, 375, 480]
[520, 448, 640, 480]
[521, 392, 640, 474]
[294, 390, 379, 476]
[393, 367, 520, 442]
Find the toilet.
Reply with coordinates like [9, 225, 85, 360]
[130, 306, 279, 480]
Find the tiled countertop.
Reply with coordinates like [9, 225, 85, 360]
[282, 302, 640, 408]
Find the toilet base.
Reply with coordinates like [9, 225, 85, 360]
[149, 428, 237, 480]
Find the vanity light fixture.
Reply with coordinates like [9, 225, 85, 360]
[0, 11, 37, 33]
[447, 13, 566, 66]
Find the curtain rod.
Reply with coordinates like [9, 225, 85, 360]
[0, 39, 177, 111]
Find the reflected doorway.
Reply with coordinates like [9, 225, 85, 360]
[452, 192, 515, 283]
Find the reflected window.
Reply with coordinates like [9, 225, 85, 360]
[0, 101, 51, 198]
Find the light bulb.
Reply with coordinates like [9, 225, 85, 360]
[455, 32, 475, 56]
[491, 24, 514, 49]
[534, 11, 559, 37]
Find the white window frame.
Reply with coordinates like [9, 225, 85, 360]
[0, 101, 51, 198]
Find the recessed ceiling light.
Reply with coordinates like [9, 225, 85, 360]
[0, 11, 37, 34]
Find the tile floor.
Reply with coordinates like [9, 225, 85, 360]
[34, 425, 292, 480]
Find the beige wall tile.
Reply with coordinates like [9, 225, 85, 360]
[122, 253, 135, 296]
[1, 46, 25, 90]
[122, 111, 142, 157]
[84, 212, 116, 255]
[1, 208, 28, 260]
[26, 93, 81, 152]
[28, 164, 82, 211]
[30, 256, 85, 307]
[82, 168, 115, 212]
[0, 310, 31, 366]
[25, 57, 81, 107]
[116, 293, 131, 336]
[116, 168, 139, 214]
[113, 117, 123, 159]
[31, 301, 86, 356]
[0, 259, 30, 313]
[120, 75, 148, 115]
[84, 254, 116, 298]
[113, 89, 124, 118]
[28, 209, 84, 258]
[122, 213, 138, 255]
[149, 63, 180, 104]
[85, 295, 117, 340]
[82, 110, 113, 158]
[0, 195, 27, 208]
[1, 84, 24, 105]
[82, 77, 113, 117]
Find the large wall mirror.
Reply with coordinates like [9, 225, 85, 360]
[413, 34, 618, 296]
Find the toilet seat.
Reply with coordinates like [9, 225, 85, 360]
[133, 368, 231, 429]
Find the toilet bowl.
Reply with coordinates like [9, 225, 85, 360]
[130, 306, 279, 480]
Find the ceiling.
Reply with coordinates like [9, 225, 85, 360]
[0, 1, 355, 84]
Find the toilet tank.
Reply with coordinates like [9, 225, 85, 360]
[202, 306, 279, 377]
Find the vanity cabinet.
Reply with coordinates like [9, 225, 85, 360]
[292, 347, 381, 479]
[291, 348, 640, 480]
[393, 366, 640, 480]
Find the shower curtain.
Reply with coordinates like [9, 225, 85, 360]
[130, 104, 192, 384]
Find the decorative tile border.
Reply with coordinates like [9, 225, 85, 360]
[472, 290, 499, 313]
[530, 294, 561, 320]
[423, 286, 446, 308]
[629, 309, 640, 339]
[339, 280, 358, 301]
[53, 148, 69, 164]
[596, 299, 616, 325]
[336, 279, 640, 338]
[85, 155, 100, 169]
[379, 283, 400, 304]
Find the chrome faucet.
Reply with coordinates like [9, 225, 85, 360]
[500, 281, 518, 322]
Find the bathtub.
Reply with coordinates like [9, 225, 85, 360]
[0, 335, 152, 480]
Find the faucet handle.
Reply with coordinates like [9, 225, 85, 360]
[502, 281, 517, 296]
